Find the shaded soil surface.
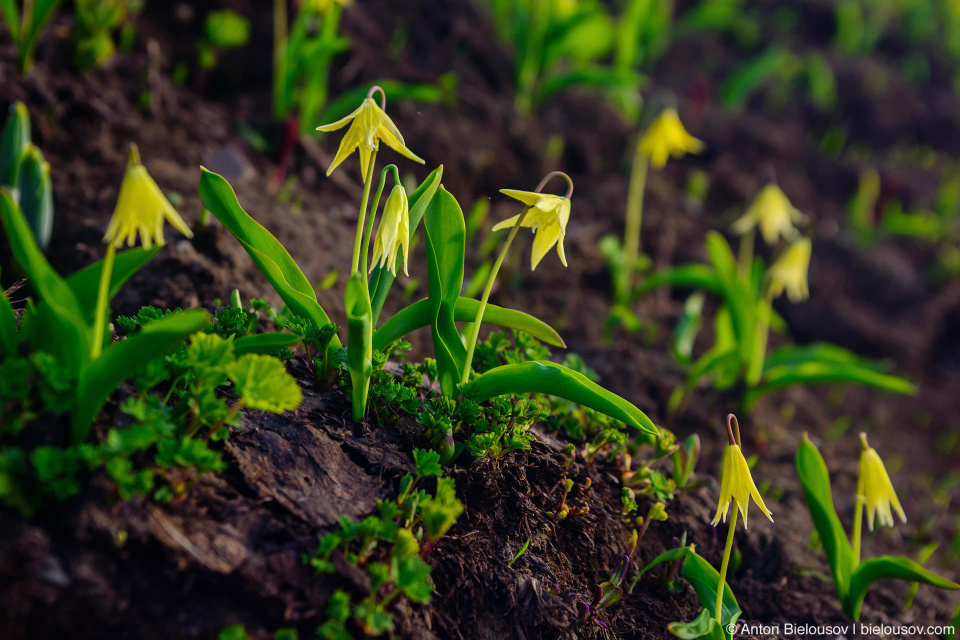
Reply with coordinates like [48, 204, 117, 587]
[2, 1, 959, 639]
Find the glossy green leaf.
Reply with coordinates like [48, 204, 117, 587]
[346, 273, 373, 421]
[845, 557, 959, 620]
[706, 231, 754, 367]
[73, 309, 210, 442]
[673, 292, 705, 364]
[198, 168, 340, 353]
[423, 186, 467, 395]
[0, 189, 88, 372]
[764, 342, 886, 372]
[0, 102, 29, 183]
[795, 435, 855, 599]
[233, 332, 301, 356]
[463, 360, 659, 436]
[65, 246, 162, 318]
[226, 353, 302, 413]
[16, 144, 52, 250]
[668, 607, 726, 640]
[368, 165, 443, 325]
[372, 297, 564, 351]
[637, 263, 721, 297]
[746, 362, 916, 408]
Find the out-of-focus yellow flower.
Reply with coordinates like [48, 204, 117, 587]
[303, 0, 352, 12]
[493, 189, 571, 270]
[638, 108, 704, 170]
[857, 433, 906, 531]
[732, 184, 805, 246]
[767, 237, 811, 303]
[317, 96, 424, 177]
[370, 184, 409, 276]
[103, 145, 193, 249]
[712, 442, 773, 530]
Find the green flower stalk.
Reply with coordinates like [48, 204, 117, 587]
[461, 171, 573, 384]
[711, 414, 772, 624]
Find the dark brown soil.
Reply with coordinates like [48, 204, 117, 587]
[2, 1, 958, 639]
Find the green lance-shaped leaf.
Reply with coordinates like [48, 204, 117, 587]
[762, 342, 887, 372]
[372, 296, 565, 351]
[462, 360, 659, 437]
[18, 0, 62, 72]
[845, 557, 959, 621]
[368, 165, 443, 325]
[0, 268, 18, 357]
[233, 332, 301, 356]
[198, 168, 340, 353]
[636, 263, 721, 298]
[423, 186, 467, 396]
[795, 435, 855, 599]
[64, 246, 162, 319]
[346, 273, 373, 421]
[668, 607, 727, 640]
[0, 189, 88, 373]
[16, 144, 52, 250]
[73, 310, 210, 442]
[705, 231, 755, 369]
[746, 361, 917, 410]
[225, 353, 303, 413]
[0, 102, 30, 184]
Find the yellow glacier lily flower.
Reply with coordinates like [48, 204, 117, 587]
[305, 0, 352, 12]
[370, 184, 410, 276]
[732, 184, 805, 246]
[317, 95, 424, 177]
[767, 237, 811, 303]
[857, 433, 906, 531]
[712, 442, 773, 530]
[493, 189, 571, 270]
[103, 145, 193, 249]
[638, 108, 704, 170]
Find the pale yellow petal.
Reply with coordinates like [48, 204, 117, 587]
[492, 213, 523, 232]
[500, 189, 544, 207]
[316, 100, 365, 132]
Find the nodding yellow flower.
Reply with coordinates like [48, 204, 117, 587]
[712, 442, 773, 530]
[304, 0, 351, 11]
[767, 237, 812, 303]
[858, 433, 906, 531]
[638, 108, 704, 170]
[370, 184, 409, 276]
[317, 96, 424, 177]
[103, 145, 193, 249]
[493, 189, 571, 270]
[731, 184, 805, 246]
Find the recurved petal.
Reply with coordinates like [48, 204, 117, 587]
[501, 189, 544, 207]
[529, 224, 560, 271]
[377, 122, 425, 165]
[492, 213, 524, 232]
[316, 100, 366, 132]
[325, 124, 362, 176]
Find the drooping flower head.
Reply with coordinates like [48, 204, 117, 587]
[857, 433, 906, 531]
[303, 0, 352, 12]
[493, 188, 572, 271]
[731, 184, 805, 246]
[103, 144, 193, 249]
[370, 184, 410, 276]
[767, 237, 812, 303]
[712, 414, 773, 530]
[638, 107, 704, 170]
[316, 87, 424, 177]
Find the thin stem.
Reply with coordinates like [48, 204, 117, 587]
[351, 150, 379, 274]
[715, 506, 738, 623]
[746, 288, 775, 387]
[620, 146, 649, 304]
[91, 242, 117, 359]
[738, 231, 755, 281]
[852, 434, 867, 564]
[362, 165, 399, 278]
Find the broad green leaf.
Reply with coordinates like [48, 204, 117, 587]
[637, 263, 720, 297]
[423, 186, 467, 395]
[463, 360, 659, 436]
[706, 231, 754, 368]
[16, 144, 52, 250]
[846, 557, 959, 620]
[668, 607, 726, 640]
[198, 168, 340, 352]
[795, 435, 855, 599]
[65, 246, 162, 318]
[345, 273, 373, 421]
[225, 353, 302, 413]
[368, 165, 443, 325]
[0, 189, 88, 372]
[763, 342, 886, 372]
[746, 362, 917, 408]
[673, 292, 705, 364]
[0, 102, 29, 183]
[73, 310, 210, 442]
[372, 297, 565, 351]
[720, 48, 792, 113]
[233, 332, 301, 356]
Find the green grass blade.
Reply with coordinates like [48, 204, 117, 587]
[462, 360, 659, 436]
[233, 332, 301, 356]
[747, 362, 917, 409]
[637, 263, 721, 297]
[846, 557, 959, 620]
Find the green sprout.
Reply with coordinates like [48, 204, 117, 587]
[0, 0, 62, 74]
[796, 434, 959, 620]
[1, 102, 53, 250]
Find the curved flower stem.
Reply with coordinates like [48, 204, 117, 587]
[460, 171, 573, 385]
[852, 439, 866, 564]
[351, 150, 379, 275]
[361, 164, 400, 278]
[746, 287, 776, 387]
[620, 146, 649, 304]
[91, 242, 117, 359]
[715, 506, 739, 624]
